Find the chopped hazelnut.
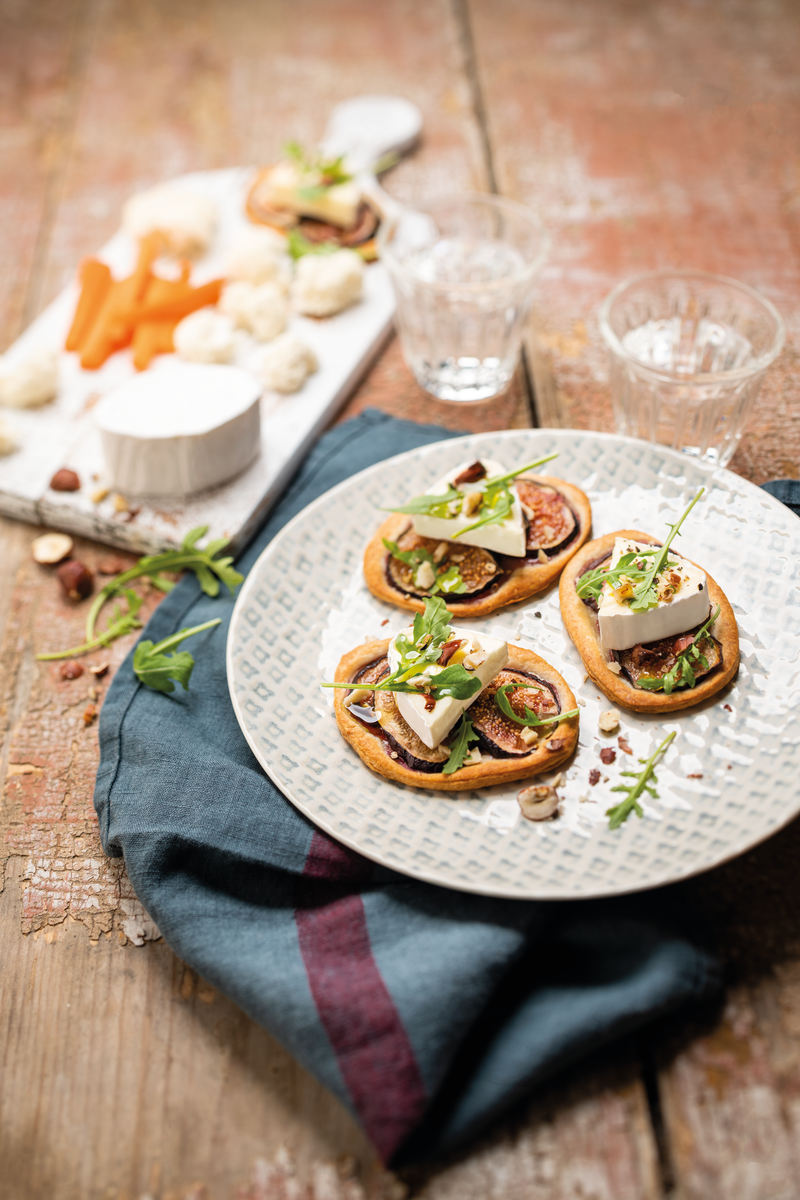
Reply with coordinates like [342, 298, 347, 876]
[113, 493, 129, 513]
[82, 703, 98, 726]
[432, 542, 449, 564]
[518, 784, 559, 821]
[89, 662, 109, 677]
[599, 747, 616, 765]
[462, 491, 483, 517]
[59, 661, 84, 681]
[537, 549, 548, 564]
[598, 708, 620, 733]
[31, 533, 73, 565]
[90, 487, 110, 504]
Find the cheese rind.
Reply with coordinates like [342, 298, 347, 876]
[386, 626, 508, 749]
[597, 538, 709, 651]
[412, 459, 527, 557]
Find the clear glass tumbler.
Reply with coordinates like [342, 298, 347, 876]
[599, 270, 785, 467]
[377, 194, 549, 402]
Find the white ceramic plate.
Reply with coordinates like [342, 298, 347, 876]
[226, 429, 800, 899]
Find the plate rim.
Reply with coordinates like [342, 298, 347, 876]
[226, 426, 800, 899]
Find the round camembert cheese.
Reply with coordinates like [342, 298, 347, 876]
[95, 363, 261, 497]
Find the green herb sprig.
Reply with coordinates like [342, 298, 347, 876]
[284, 141, 353, 198]
[323, 663, 481, 702]
[605, 730, 677, 829]
[382, 454, 558, 528]
[576, 489, 704, 611]
[382, 539, 467, 596]
[442, 715, 479, 775]
[495, 683, 579, 728]
[637, 605, 720, 694]
[286, 228, 340, 261]
[37, 590, 145, 662]
[133, 619, 221, 693]
[85, 526, 242, 645]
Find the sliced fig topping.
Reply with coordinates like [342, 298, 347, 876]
[374, 689, 451, 769]
[296, 202, 379, 247]
[619, 629, 722, 690]
[470, 669, 561, 757]
[576, 551, 612, 611]
[386, 529, 500, 597]
[453, 460, 487, 487]
[516, 479, 577, 552]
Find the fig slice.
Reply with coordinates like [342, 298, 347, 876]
[470, 669, 561, 757]
[386, 530, 499, 597]
[516, 479, 577, 552]
[619, 630, 722, 690]
[373, 689, 451, 770]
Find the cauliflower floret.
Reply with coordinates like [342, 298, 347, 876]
[173, 309, 237, 364]
[0, 350, 59, 409]
[219, 281, 288, 342]
[291, 249, 363, 317]
[226, 227, 292, 291]
[260, 333, 318, 394]
[122, 185, 217, 257]
[0, 416, 18, 455]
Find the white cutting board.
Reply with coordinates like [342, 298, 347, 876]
[0, 166, 395, 554]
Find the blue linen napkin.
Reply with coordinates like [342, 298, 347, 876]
[94, 410, 722, 1165]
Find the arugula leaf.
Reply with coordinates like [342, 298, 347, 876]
[637, 605, 720, 694]
[286, 228, 340, 261]
[132, 618, 221, 694]
[410, 595, 451, 653]
[322, 663, 481, 702]
[382, 539, 467, 596]
[382, 487, 462, 518]
[442, 715, 479, 774]
[454, 481, 514, 538]
[37, 590, 145, 662]
[576, 489, 705, 607]
[83, 526, 243, 644]
[605, 731, 676, 829]
[495, 683, 579, 727]
[283, 142, 352, 187]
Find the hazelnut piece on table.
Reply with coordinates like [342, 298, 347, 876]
[57, 560, 94, 601]
[518, 784, 559, 821]
[31, 533, 73, 564]
[59, 661, 84, 680]
[598, 708, 620, 733]
[50, 468, 80, 492]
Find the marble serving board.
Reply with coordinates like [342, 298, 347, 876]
[0, 167, 395, 554]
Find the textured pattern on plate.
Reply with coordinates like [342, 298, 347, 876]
[227, 431, 800, 899]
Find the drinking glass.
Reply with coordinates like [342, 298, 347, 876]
[599, 270, 785, 467]
[377, 194, 549, 402]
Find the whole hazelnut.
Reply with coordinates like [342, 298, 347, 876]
[50, 468, 81, 492]
[56, 559, 94, 601]
[31, 532, 73, 564]
[59, 661, 84, 680]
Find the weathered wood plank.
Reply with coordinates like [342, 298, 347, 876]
[0, 0, 84, 350]
[468, 0, 800, 483]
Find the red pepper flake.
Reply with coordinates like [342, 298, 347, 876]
[589, 768, 601, 786]
[724, 704, 732, 712]
[618, 736, 633, 755]
[59, 661, 84, 681]
[82, 703, 98, 726]
[687, 773, 703, 779]
[599, 747, 616, 765]
[380, 618, 389, 627]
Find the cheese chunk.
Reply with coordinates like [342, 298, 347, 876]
[412, 459, 527, 557]
[261, 161, 361, 229]
[386, 626, 508, 750]
[597, 538, 709, 651]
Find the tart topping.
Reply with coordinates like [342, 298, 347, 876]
[385, 530, 498, 597]
[469, 670, 560, 756]
[516, 480, 577, 553]
[621, 608, 723, 693]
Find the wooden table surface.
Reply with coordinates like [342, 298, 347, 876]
[1, 3, 799, 1198]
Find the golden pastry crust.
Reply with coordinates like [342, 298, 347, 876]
[363, 476, 592, 618]
[559, 529, 740, 713]
[333, 640, 579, 791]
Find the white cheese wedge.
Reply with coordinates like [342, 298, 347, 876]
[95, 363, 261, 497]
[597, 538, 709, 651]
[412, 459, 527, 557]
[261, 161, 361, 229]
[386, 626, 508, 750]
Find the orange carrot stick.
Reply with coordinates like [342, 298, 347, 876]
[80, 234, 161, 370]
[121, 277, 224, 325]
[132, 320, 177, 371]
[65, 259, 112, 353]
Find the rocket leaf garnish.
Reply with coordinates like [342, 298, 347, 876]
[605, 730, 677, 829]
[442, 715, 479, 775]
[637, 605, 721, 694]
[37, 590, 145, 662]
[132, 618, 221, 694]
[495, 684, 579, 728]
[382, 454, 558, 525]
[576, 489, 705, 609]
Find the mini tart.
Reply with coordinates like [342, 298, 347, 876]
[559, 529, 740, 713]
[363, 475, 592, 618]
[333, 640, 578, 791]
[246, 166, 380, 261]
